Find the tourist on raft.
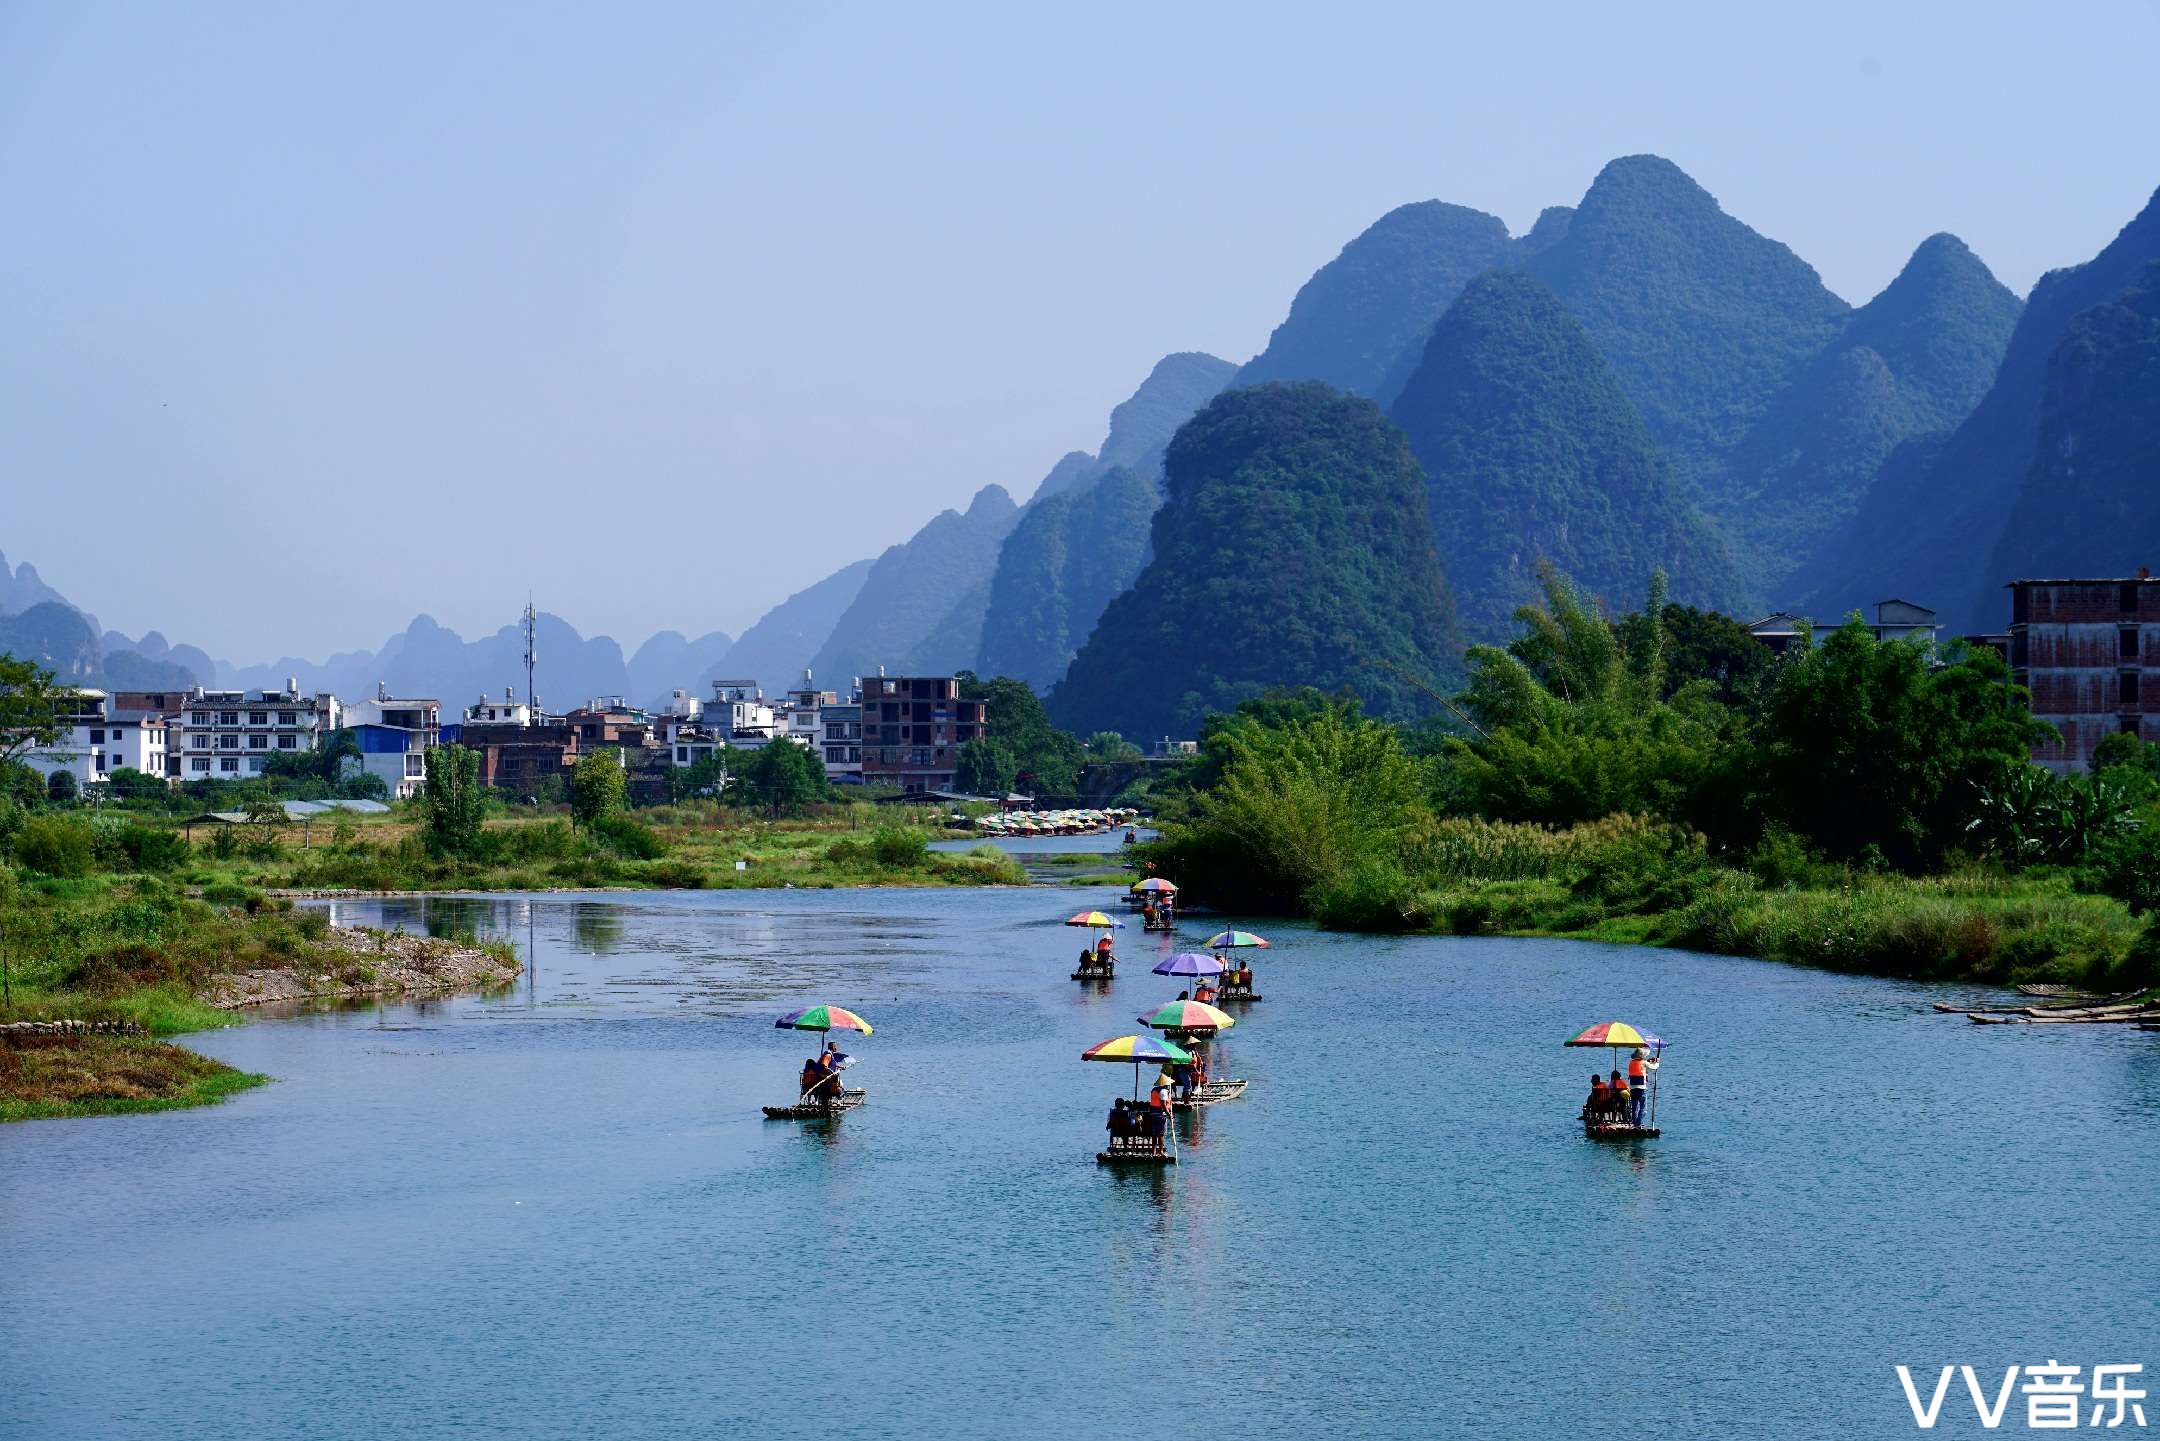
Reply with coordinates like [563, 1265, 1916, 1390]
[1193, 978, 1217, 1006]
[1628, 1047, 1655, 1126]
[1583, 1073, 1608, 1123]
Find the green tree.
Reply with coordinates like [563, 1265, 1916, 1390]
[0, 653, 70, 769]
[106, 767, 169, 803]
[1152, 700, 1429, 911]
[421, 744, 487, 856]
[953, 738, 1017, 796]
[46, 769, 77, 804]
[956, 673, 1083, 796]
[1084, 731, 1143, 761]
[1759, 623, 2047, 869]
[571, 751, 627, 828]
[735, 741, 829, 817]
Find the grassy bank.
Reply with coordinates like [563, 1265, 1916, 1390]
[1283, 816, 2157, 989]
[0, 1033, 267, 1122]
[178, 804, 1027, 894]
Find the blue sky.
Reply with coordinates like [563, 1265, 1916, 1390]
[4, 0, 2158, 661]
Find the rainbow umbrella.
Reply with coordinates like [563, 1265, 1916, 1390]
[1152, 952, 1225, 979]
[1083, 1031, 1194, 1098]
[1065, 911, 1125, 928]
[1205, 930, 1270, 950]
[1565, 1021, 1650, 1049]
[775, 1005, 874, 1036]
[1139, 999, 1235, 1036]
[1131, 878, 1178, 893]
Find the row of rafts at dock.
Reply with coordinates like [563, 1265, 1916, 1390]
[761, 874, 1674, 1151]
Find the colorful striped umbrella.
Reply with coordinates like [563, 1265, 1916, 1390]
[1081, 1033, 1194, 1064]
[1564, 1021, 1650, 1049]
[1065, 911, 1125, 928]
[1139, 1000, 1235, 1035]
[1152, 952, 1225, 978]
[1205, 930, 1270, 950]
[1083, 1031, 1194, 1098]
[775, 1005, 874, 1036]
[1130, 878, 1179, 893]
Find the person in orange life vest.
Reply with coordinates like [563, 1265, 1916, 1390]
[1584, 1073, 1608, 1122]
[1194, 979, 1216, 1005]
[1608, 1069, 1630, 1124]
[1627, 1047, 1655, 1126]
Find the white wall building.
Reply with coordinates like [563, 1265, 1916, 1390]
[174, 683, 341, 782]
[20, 690, 169, 789]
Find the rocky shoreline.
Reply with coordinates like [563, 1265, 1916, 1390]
[202, 926, 522, 1009]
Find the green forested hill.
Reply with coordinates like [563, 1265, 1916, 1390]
[1049, 383, 1460, 739]
[1804, 183, 2160, 632]
[971, 353, 1232, 689]
[1236, 202, 1517, 399]
[1389, 271, 1739, 640]
[1729, 233, 2019, 597]
[808, 485, 1020, 686]
[1521, 156, 1849, 576]
[973, 467, 1158, 689]
[1982, 260, 2160, 591]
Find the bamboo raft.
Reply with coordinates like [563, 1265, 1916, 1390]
[1215, 988, 1263, 1003]
[1070, 965, 1115, 981]
[1170, 1078, 1248, 1110]
[1585, 1122, 1661, 1141]
[761, 1087, 867, 1119]
[1970, 1006, 2160, 1026]
[1097, 1137, 1177, 1165]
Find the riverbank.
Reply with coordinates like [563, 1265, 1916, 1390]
[1229, 816, 2160, 991]
[0, 873, 523, 1121]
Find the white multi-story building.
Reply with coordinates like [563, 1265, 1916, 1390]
[174, 683, 340, 782]
[706, 679, 786, 748]
[20, 689, 169, 789]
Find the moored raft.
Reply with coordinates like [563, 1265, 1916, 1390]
[1172, 1077, 1248, 1110]
[762, 1087, 868, 1119]
[1584, 1120, 1660, 1141]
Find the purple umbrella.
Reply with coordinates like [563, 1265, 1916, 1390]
[1152, 952, 1226, 979]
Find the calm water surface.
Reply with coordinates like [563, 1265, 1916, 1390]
[4, 885, 2156, 1440]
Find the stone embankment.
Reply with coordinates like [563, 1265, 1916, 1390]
[0, 1019, 149, 1040]
[203, 926, 521, 1009]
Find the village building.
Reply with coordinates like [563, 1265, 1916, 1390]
[2007, 572, 2160, 772]
[342, 688, 441, 798]
[858, 672, 988, 794]
[1745, 599, 1943, 657]
[173, 683, 341, 782]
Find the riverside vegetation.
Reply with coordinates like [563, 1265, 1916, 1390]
[1144, 569, 2160, 991]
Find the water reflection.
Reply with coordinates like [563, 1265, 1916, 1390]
[571, 901, 625, 954]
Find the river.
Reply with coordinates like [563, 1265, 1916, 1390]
[3, 884, 2156, 1439]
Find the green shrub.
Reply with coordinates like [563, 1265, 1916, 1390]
[1308, 859, 1424, 932]
[638, 859, 707, 889]
[870, 826, 928, 868]
[590, 815, 666, 860]
[15, 816, 95, 877]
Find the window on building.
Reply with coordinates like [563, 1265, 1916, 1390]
[2122, 628, 2141, 662]
[96, 753, 109, 772]
[248, 711, 268, 725]
[2123, 583, 2142, 614]
[2121, 715, 2142, 735]
[248, 734, 269, 749]
[278, 711, 297, 725]
[2121, 671, 2141, 708]
[191, 711, 209, 726]
[278, 735, 297, 749]
[219, 757, 238, 773]
[90, 729, 104, 743]
[217, 734, 239, 749]
[218, 711, 239, 725]
[191, 758, 211, 773]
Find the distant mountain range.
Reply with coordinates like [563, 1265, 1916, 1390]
[13, 157, 2159, 736]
